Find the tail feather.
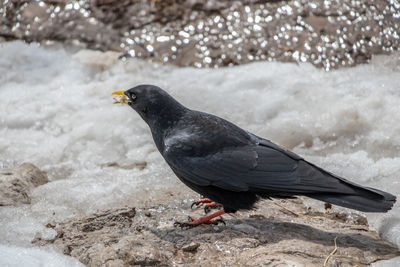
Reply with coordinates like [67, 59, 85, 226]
[301, 160, 397, 212]
[305, 191, 396, 212]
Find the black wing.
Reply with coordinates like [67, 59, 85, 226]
[167, 139, 359, 195]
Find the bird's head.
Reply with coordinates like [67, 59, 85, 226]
[112, 84, 186, 128]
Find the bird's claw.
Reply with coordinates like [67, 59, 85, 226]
[190, 202, 200, 209]
[173, 221, 193, 229]
[173, 216, 196, 229]
[191, 198, 213, 209]
[214, 217, 226, 225]
[204, 205, 211, 213]
[203, 203, 222, 214]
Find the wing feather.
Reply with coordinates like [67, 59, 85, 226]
[168, 143, 358, 195]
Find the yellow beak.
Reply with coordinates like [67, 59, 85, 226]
[111, 90, 129, 104]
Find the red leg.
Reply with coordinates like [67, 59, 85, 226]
[175, 210, 226, 228]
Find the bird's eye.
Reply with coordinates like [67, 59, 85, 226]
[130, 93, 137, 101]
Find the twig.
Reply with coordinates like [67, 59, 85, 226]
[273, 201, 301, 217]
[324, 236, 338, 266]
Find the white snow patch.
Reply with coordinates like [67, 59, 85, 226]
[0, 244, 84, 267]
[372, 256, 400, 267]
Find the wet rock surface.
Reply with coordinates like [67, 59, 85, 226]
[1, 0, 399, 70]
[0, 163, 49, 206]
[37, 197, 400, 266]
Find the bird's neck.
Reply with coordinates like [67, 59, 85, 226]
[147, 102, 188, 152]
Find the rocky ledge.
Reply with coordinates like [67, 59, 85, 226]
[36, 197, 399, 266]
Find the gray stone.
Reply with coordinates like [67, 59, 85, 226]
[182, 242, 200, 252]
[0, 163, 48, 206]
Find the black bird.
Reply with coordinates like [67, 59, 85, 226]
[112, 85, 396, 227]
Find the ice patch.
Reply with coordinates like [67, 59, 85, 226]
[0, 244, 84, 267]
[372, 256, 400, 267]
[0, 41, 400, 264]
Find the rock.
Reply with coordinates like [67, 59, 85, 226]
[182, 242, 200, 252]
[37, 197, 400, 266]
[0, 163, 49, 206]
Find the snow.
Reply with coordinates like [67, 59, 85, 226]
[0, 41, 399, 265]
[372, 256, 400, 267]
[0, 244, 84, 267]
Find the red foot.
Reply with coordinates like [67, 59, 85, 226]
[191, 198, 214, 209]
[174, 210, 226, 228]
[191, 198, 222, 214]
